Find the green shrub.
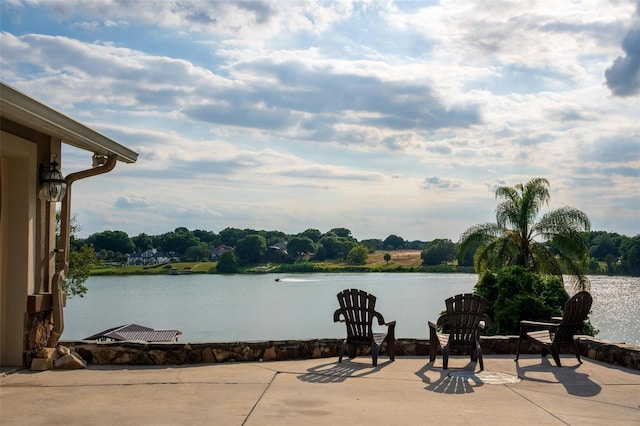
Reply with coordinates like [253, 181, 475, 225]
[216, 251, 238, 273]
[346, 245, 368, 265]
[475, 266, 569, 335]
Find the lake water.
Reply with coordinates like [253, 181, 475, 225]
[62, 273, 640, 346]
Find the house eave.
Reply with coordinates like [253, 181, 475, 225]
[0, 81, 138, 163]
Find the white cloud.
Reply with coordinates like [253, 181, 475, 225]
[2, 0, 638, 240]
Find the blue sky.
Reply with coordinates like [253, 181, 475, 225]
[1, 0, 638, 241]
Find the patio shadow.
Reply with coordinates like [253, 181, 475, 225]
[296, 359, 392, 384]
[515, 357, 601, 397]
[415, 361, 484, 394]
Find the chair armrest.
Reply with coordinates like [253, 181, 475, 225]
[386, 320, 396, 335]
[386, 320, 396, 341]
[551, 316, 563, 323]
[374, 311, 391, 326]
[333, 309, 344, 323]
[428, 321, 439, 345]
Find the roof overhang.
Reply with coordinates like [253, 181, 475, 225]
[0, 81, 138, 164]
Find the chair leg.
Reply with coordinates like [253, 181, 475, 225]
[442, 347, 449, 369]
[372, 344, 379, 367]
[550, 344, 562, 367]
[476, 342, 484, 371]
[387, 338, 396, 362]
[338, 341, 347, 363]
[515, 325, 526, 361]
[572, 339, 583, 364]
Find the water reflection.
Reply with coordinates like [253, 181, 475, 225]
[584, 276, 640, 345]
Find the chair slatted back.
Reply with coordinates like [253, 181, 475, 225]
[444, 294, 488, 348]
[554, 291, 592, 343]
[337, 289, 378, 344]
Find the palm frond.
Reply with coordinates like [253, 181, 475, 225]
[533, 206, 591, 239]
[493, 237, 518, 268]
[529, 241, 563, 277]
[520, 177, 550, 233]
[474, 236, 517, 271]
[559, 255, 591, 291]
[458, 223, 503, 258]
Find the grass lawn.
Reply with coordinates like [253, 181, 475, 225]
[367, 250, 423, 267]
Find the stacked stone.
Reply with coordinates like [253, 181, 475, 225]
[60, 337, 640, 370]
[30, 345, 87, 370]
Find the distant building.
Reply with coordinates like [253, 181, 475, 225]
[269, 241, 288, 254]
[127, 248, 175, 265]
[84, 324, 181, 342]
[267, 241, 288, 262]
[211, 245, 234, 260]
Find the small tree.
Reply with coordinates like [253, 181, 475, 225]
[421, 239, 456, 265]
[182, 243, 209, 261]
[314, 245, 327, 261]
[65, 245, 97, 297]
[384, 253, 391, 264]
[234, 234, 267, 264]
[346, 245, 369, 265]
[383, 234, 405, 250]
[287, 236, 315, 260]
[56, 213, 96, 298]
[216, 250, 238, 273]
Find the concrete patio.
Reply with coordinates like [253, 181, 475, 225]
[1, 355, 639, 425]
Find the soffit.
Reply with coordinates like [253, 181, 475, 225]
[0, 82, 138, 164]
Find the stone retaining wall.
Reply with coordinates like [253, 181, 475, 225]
[59, 336, 640, 370]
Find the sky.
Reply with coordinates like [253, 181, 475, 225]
[1, 0, 639, 242]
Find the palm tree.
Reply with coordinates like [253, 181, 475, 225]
[458, 177, 591, 290]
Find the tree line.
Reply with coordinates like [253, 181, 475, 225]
[74, 225, 639, 276]
[78, 226, 444, 265]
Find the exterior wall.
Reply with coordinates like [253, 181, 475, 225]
[1, 128, 59, 367]
[0, 131, 38, 366]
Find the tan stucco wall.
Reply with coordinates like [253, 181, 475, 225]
[0, 131, 38, 366]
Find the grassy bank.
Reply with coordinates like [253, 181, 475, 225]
[90, 250, 475, 276]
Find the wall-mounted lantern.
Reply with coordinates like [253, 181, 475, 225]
[40, 154, 67, 202]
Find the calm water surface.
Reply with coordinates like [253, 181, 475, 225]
[62, 273, 640, 345]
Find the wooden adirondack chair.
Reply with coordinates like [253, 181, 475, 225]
[515, 290, 593, 367]
[333, 289, 396, 367]
[428, 293, 490, 370]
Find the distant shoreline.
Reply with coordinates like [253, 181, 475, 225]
[90, 263, 477, 276]
[89, 249, 637, 277]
